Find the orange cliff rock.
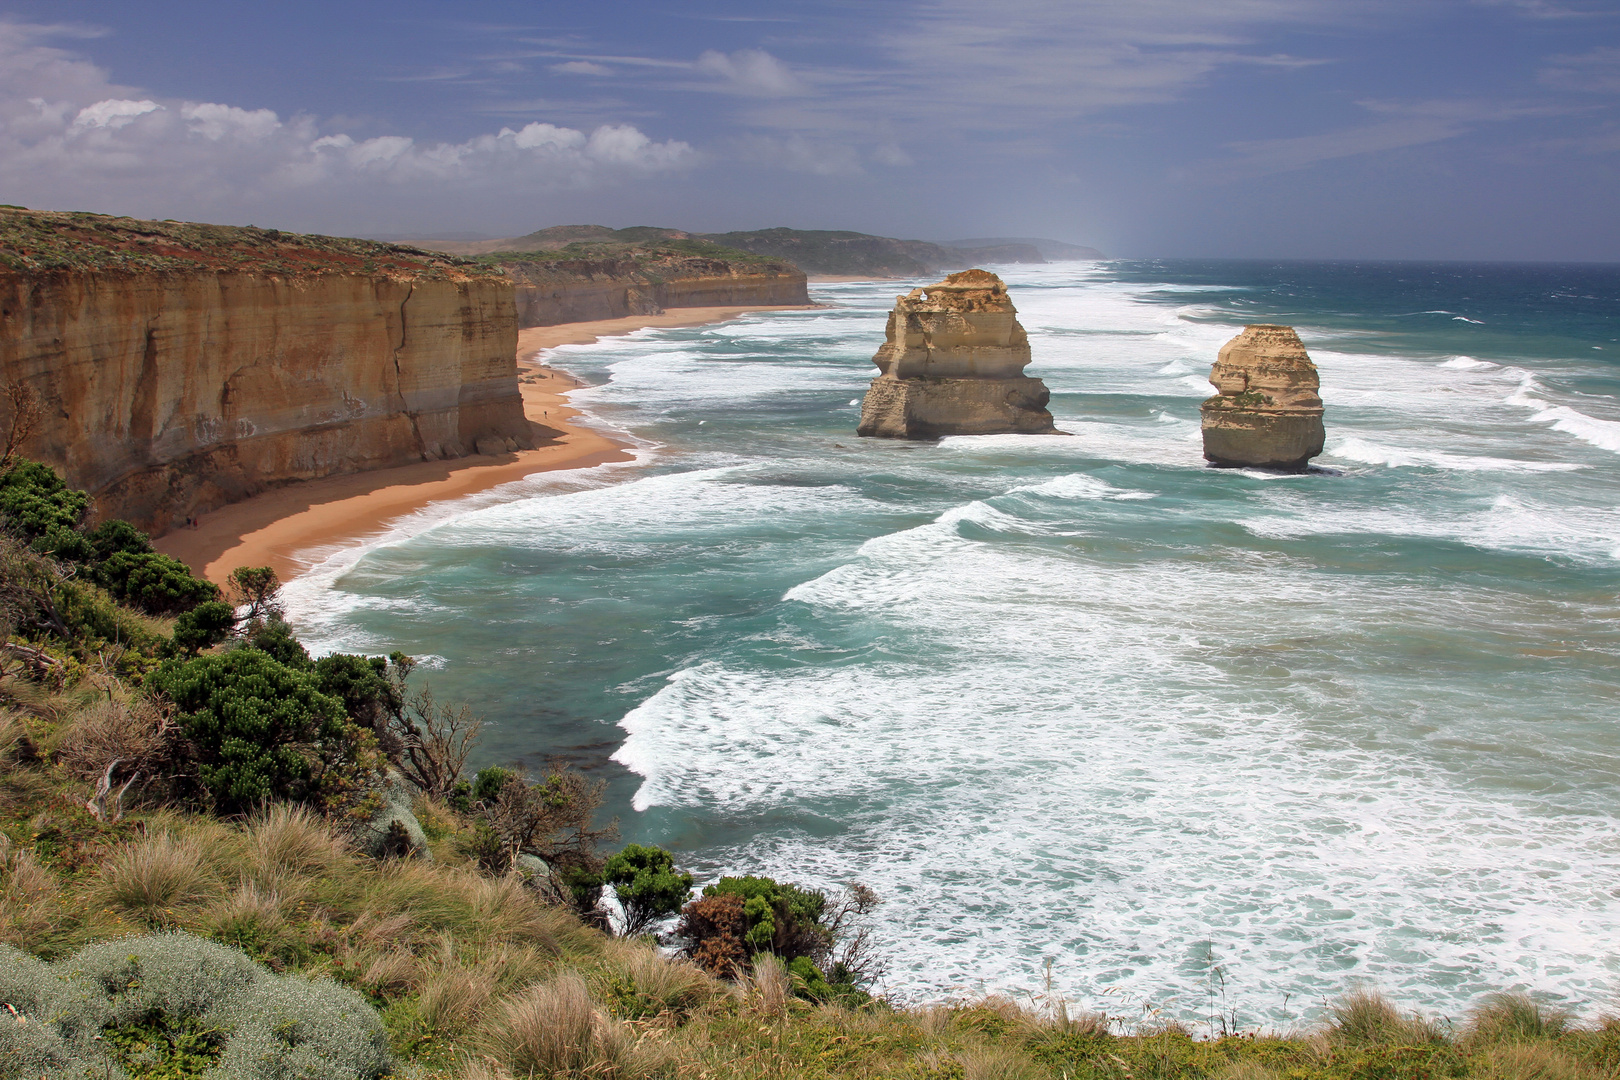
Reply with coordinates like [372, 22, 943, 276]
[0, 209, 539, 535]
[857, 269, 1057, 439]
[1200, 324, 1326, 471]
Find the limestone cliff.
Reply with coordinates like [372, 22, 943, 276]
[497, 253, 807, 327]
[1200, 324, 1325, 471]
[0, 209, 536, 534]
[857, 270, 1057, 439]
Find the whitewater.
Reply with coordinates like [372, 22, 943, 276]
[283, 260, 1620, 1026]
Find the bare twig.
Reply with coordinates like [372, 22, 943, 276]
[0, 380, 43, 469]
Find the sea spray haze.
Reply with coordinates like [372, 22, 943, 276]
[283, 260, 1620, 1025]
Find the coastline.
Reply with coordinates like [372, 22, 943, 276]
[154, 304, 807, 586]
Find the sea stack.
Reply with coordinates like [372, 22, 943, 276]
[857, 269, 1057, 439]
[1200, 324, 1325, 471]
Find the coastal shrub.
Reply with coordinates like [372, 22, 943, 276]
[54, 577, 165, 655]
[463, 763, 617, 887]
[244, 616, 313, 668]
[167, 599, 236, 656]
[0, 458, 90, 560]
[702, 874, 832, 959]
[314, 652, 402, 737]
[226, 565, 283, 624]
[603, 843, 693, 936]
[391, 678, 484, 801]
[95, 549, 219, 615]
[145, 647, 349, 812]
[58, 697, 169, 788]
[86, 518, 153, 561]
[676, 892, 748, 976]
[0, 932, 393, 1080]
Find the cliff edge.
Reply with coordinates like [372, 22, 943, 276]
[0, 208, 537, 535]
[857, 269, 1058, 439]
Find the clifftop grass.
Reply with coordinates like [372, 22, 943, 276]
[477, 237, 795, 272]
[0, 206, 501, 280]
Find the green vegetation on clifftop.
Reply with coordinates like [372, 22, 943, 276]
[0, 206, 500, 279]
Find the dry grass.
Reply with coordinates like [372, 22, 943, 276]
[96, 832, 219, 924]
[0, 837, 58, 947]
[595, 936, 722, 1017]
[420, 964, 501, 1034]
[960, 1044, 1049, 1080]
[743, 952, 791, 1019]
[477, 971, 631, 1079]
[1468, 993, 1574, 1045]
[1326, 988, 1444, 1046]
[1472, 1042, 1587, 1080]
[245, 802, 348, 881]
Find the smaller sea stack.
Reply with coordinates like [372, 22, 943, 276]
[857, 269, 1057, 439]
[1200, 324, 1325, 471]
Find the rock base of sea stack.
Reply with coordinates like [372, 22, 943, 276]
[1200, 324, 1325, 471]
[858, 375, 1054, 439]
[857, 269, 1057, 440]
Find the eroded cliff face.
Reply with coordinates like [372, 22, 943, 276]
[1200, 324, 1325, 471]
[0, 210, 535, 534]
[857, 269, 1057, 439]
[500, 255, 808, 326]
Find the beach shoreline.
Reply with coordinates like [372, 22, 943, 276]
[154, 304, 808, 586]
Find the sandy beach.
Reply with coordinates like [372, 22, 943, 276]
[155, 304, 805, 586]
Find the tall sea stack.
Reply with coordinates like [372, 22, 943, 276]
[1200, 324, 1325, 471]
[857, 269, 1057, 439]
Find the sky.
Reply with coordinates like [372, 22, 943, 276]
[2, 1, 1618, 260]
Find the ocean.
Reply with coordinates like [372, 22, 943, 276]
[282, 259, 1620, 1028]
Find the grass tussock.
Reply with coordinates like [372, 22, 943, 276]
[477, 971, 631, 1080]
[96, 832, 218, 924]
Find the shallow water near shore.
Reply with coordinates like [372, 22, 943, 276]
[284, 260, 1620, 1025]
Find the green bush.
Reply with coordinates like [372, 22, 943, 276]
[313, 653, 400, 731]
[86, 518, 154, 561]
[0, 932, 393, 1080]
[168, 601, 237, 656]
[244, 617, 312, 669]
[604, 843, 693, 936]
[704, 875, 830, 958]
[0, 459, 90, 560]
[54, 578, 164, 654]
[146, 647, 348, 813]
[96, 550, 220, 615]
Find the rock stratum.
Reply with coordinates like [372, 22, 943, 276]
[1200, 324, 1326, 471]
[857, 269, 1058, 439]
[0, 208, 537, 535]
[496, 251, 808, 326]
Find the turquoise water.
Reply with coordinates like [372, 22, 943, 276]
[284, 261, 1620, 1025]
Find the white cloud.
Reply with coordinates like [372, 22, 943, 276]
[0, 21, 695, 223]
[181, 102, 280, 141]
[695, 49, 807, 96]
[1195, 98, 1571, 180]
[552, 60, 611, 76]
[71, 98, 160, 129]
[1540, 47, 1620, 93]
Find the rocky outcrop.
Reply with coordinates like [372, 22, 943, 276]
[0, 209, 537, 535]
[500, 254, 807, 327]
[1200, 324, 1325, 471]
[858, 270, 1058, 439]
